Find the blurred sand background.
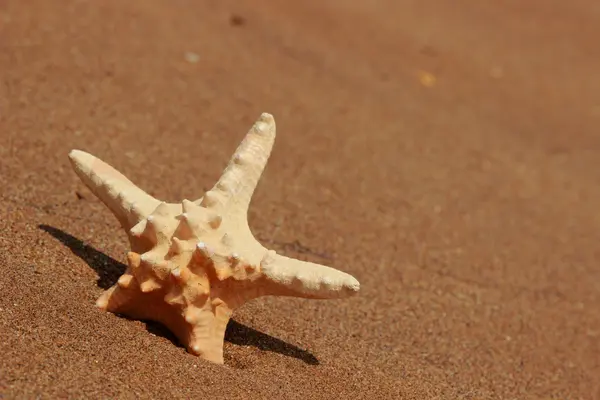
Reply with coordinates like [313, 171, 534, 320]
[1, 1, 599, 398]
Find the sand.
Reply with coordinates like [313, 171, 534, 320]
[1, 0, 599, 398]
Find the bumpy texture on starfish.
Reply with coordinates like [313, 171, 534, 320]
[68, 113, 360, 364]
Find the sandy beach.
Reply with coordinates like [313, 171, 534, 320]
[1, 1, 599, 398]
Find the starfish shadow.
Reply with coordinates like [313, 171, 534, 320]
[38, 224, 320, 365]
[140, 318, 319, 366]
[39, 224, 125, 289]
[225, 320, 319, 365]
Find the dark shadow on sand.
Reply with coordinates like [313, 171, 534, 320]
[39, 224, 320, 365]
[39, 224, 125, 289]
[225, 319, 319, 365]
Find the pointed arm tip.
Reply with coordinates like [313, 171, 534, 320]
[259, 251, 360, 300]
[68, 149, 160, 230]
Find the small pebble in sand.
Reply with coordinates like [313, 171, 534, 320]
[230, 14, 246, 26]
[184, 51, 200, 64]
[418, 70, 436, 88]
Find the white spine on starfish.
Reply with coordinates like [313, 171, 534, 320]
[260, 250, 360, 299]
[68, 150, 161, 230]
[196, 113, 276, 219]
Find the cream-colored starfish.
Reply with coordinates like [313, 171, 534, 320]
[68, 113, 360, 364]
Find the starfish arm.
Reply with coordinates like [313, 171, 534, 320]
[195, 113, 276, 219]
[259, 251, 360, 299]
[69, 150, 161, 231]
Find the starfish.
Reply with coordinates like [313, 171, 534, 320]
[68, 113, 360, 364]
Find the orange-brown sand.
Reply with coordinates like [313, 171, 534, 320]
[1, 1, 599, 398]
